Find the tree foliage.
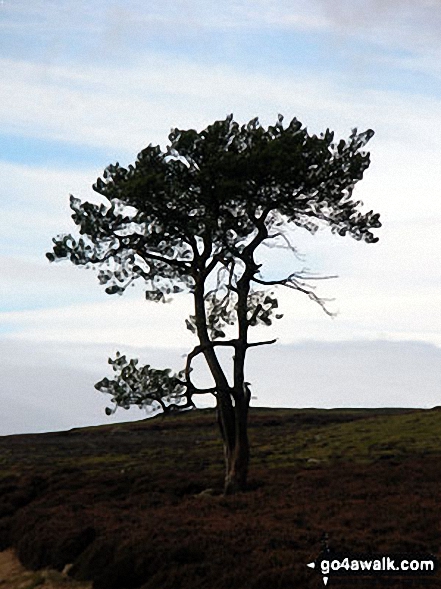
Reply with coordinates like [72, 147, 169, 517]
[47, 114, 381, 492]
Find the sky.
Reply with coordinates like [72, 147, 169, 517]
[1, 0, 440, 435]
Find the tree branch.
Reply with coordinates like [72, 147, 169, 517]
[262, 230, 303, 260]
[252, 271, 337, 287]
[184, 338, 253, 397]
[205, 253, 221, 277]
[247, 338, 277, 348]
[136, 248, 191, 269]
[252, 272, 337, 316]
[163, 398, 195, 412]
[248, 303, 263, 326]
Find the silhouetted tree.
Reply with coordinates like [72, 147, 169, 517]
[47, 115, 381, 494]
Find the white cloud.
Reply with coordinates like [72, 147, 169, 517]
[313, 0, 441, 54]
[0, 359, 146, 436]
[0, 1, 439, 367]
[0, 160, 96, 208]
[1, 337, 440, 435]
[1, 50, 441, 156]
[0, 295, 196, 348]
[4, 0, 441, 52]
[0, 1, 326, 38]
[0, 160, 104, 261]
[1, 138, 439, 345]
[1, 255, 439, 349]
[247, 340, 441, 409]
[0, 0, 440, 437]
[0, 254, 106, 313]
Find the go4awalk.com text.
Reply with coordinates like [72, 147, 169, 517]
[307, 552, 438, 585]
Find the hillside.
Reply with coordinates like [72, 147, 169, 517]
[1, 406, 441, 588]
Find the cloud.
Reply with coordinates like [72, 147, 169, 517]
[4, 1, 441, 49]
[0, 1, 326, 39]
[0, 254, 107, 313]
[0, 160, 99, 233]
[1, 143, 439, 344]
[314, 0, 441, 52]
[1, 11, 439, 347]
[0, 337, 209, 436]
[0, 359, 145, 436]
[0, 295, 196, 348]
[0, 159, 105, 262]
[1, 45, 440, 156]
[1, 337, 440, 435]
[247, 340, 441, 409]
[1, 0, 440, 437]
[3, 0, 440, 77]
[1, 258, 440, 350]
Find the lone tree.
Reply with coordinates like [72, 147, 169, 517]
[47, 115, 381, 494]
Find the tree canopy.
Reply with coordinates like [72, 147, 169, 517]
[47, 114, 381, 493]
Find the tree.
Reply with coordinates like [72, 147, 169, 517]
[47, 114, 381, 494]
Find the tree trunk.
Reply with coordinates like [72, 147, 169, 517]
[222, 396, 250, 495]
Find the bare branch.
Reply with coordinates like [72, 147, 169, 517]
[217, 257, 239, 293]
[205, 253, 221, 276]
[241, 207, 271, 258]
[192, 387, 218, 395]
[252, 270, 337, 287]
[290, 283, 336, 317]
[262, 231, 304, 261]
[247, 338, 277, 348]
[252, 271, 337, 317]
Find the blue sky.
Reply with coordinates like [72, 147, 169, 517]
[1, 0, 441, 434]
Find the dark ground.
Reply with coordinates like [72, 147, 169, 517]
[1, 406, 440, 588]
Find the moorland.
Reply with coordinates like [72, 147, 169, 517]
[1, 406, 441, 588]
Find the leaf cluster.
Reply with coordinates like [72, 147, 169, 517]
[47, 114, 380, 303]
[95, 352, 192, 415]
[47, 114, 381, 417]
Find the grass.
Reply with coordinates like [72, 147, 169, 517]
[249, 407, 441, 466]
[1, 406, 441, 588]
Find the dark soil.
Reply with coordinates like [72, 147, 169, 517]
[0, 407, 440, 588]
